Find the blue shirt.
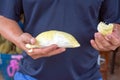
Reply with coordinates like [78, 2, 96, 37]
[0, 0, 120, 80]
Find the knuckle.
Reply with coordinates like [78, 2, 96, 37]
[41, 50, 47, 54]
[111, 47, 117, 51]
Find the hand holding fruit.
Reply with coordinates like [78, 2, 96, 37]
[90, 22, 120, 51]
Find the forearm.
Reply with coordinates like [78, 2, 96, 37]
[0, 16, 23, 45]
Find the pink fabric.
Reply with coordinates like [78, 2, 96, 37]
[7, 55, 23, 77]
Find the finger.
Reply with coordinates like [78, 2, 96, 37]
[20, 33, 34, 43]
[105, 34, 120, 46]
[21, 43, 31, 52]
[41, 44, 59, 54]
[90, 39, 113, 51]
[25, 48, 42, 59]
[26, 44, 58, 58]
[94, 33, 111, 50]
[90, 39, 99, 50]
[107, 24, 120, 46]
[46, 48, 66, 57]
[26, 46, 66, 59]
[30, 38, 36, 44]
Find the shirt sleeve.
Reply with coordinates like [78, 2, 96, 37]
[0, 0, 23, 22]
[99, 0, 120, 23]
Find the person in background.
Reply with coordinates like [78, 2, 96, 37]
[0, 0, 120, 80]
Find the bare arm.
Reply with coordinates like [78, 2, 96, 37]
[0, 16, 28, 51]
[0, 16, 23, 43]
[0, 16, 66, 59]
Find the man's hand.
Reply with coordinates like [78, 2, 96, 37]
[90, 24, 120, 51]
[17, 33, 66, 59]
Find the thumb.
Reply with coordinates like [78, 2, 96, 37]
[30, 38, 36, 44]
[20, 33, 35, 44]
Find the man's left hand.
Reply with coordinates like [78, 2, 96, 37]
[90, 24, 120, 51]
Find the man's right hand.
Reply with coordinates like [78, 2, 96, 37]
[17, 33, 66, 59]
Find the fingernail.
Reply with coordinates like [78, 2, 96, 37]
[105, 37, 109, 41]
[30, 38, 36, 44]
[95, 33, 99, 38]
[28, 49, 33, 53]
[107, 35, 112, 39]
[61, 48, 66, 51]
[105, 35, 112, 41]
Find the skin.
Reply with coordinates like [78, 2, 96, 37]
[0, 16, 66, 59]
[0, 16, 120, 59]
[91, 24, 120, 51]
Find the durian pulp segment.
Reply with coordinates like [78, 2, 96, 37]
[97, 22, 114, 35]
[25, 44, 40, 49]
[36, 30, 80, 48]
[26, 30, 80, 48]
[32, 30, 80, 48]
[53, 31, 80, 48]
[35, 30, 55, 47]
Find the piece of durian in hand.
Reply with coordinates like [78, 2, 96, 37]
[97, 22, 114, 35]
[26, 30, 80, 50]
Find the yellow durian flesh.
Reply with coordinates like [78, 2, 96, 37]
[35, 30, 80, 48]
[97, 22, 113, 35]
[26, 30, 80, 49]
